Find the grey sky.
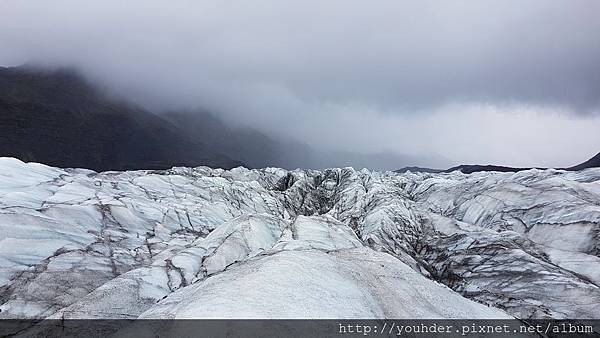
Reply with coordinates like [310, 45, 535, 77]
[1, 0, 599, 167]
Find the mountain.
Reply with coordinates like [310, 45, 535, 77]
[447, 152, 600, 174]
[163, 111, 314, 170]
[395, 166, 442, 174]
[0, 66, 241, 171]
[566, 152, 600, 171]
[397, 152, 600, 174]
[0, 65, 443, 172]
[158, 112, 446, 171]
[1, 158, 598, 327]
[444, 164, 536, 174]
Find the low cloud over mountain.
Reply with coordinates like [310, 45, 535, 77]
[2, 0, 599, 168]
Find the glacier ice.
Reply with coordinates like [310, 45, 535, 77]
[0, 157, 599, 320]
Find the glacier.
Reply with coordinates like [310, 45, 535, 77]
[0, 157, 599, 320]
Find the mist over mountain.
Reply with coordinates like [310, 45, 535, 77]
[0, 65, 436, 171]
[0, 66, 242, 171]
[163, 111, 308, 169]
[3, 1, 600, 169]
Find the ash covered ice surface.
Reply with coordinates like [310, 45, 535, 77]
[0, 157, 599, 320]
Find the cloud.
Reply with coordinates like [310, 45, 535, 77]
[1, 0, 599, 167]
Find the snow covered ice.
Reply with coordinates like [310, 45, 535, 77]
[0, 157, 599, 320]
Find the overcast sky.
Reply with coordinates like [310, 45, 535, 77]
[1, 0, 599, 168]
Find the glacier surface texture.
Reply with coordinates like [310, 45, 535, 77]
[0, 157, 599, 320]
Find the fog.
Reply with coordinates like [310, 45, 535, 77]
[1, 0, 599, 168]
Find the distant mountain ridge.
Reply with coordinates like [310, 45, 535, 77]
[395, 166, 442, 174]
[6, 65, 592, 174]
[0, 66, 241, 171]
[396, 152, 600, 174]
[444, 164, 542, 174]
[0, 65, 443, 172]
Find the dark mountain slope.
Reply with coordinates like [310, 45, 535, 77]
[444, 164, 537, 174]
[163, 111, 313, 170]
[566, 152, 600, 171]
[0, 66, 241, 171]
